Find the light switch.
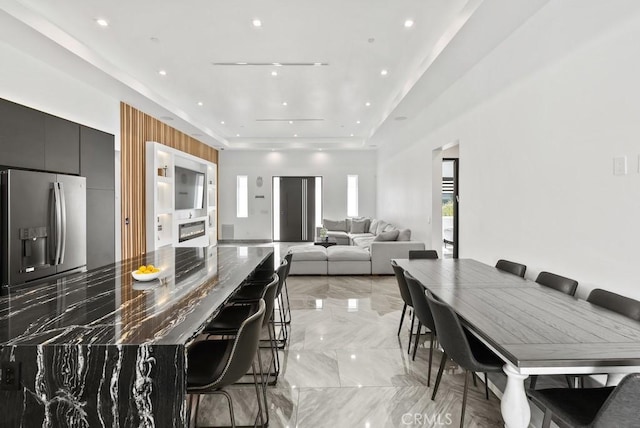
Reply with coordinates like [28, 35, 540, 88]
[613, 156, 627, 176]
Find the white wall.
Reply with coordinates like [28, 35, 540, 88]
[377, 1, 640, 299]
[219, 150, 376, 240]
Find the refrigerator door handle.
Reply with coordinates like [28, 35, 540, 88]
[59, 182, 67, 265]
[52, 182, 63, 265]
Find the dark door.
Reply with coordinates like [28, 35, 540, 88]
[442, 158, 459, 258]
[277, 177, 315, 242]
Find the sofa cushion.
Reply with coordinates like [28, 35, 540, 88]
[374, 230, 399, 241]
[397, 228, 412, 241]
[352, 236, 375, 249]
[327, 230, 348, 239]
[383, 223, 397, 232]
[288, 245, 328, 261]
[323, 218, 347, 232]
[350, 218, 369, 233]
[369, 219, 379, 234]
[327, 246, 371, 261]
[376, 220, 389, 235]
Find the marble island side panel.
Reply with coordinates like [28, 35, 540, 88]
[0, 246, 274, 427]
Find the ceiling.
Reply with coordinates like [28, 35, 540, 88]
[1, 0, 484, 150]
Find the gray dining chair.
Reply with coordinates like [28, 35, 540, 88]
[527, 373, 640, 428]
[495, 259, 526, 278]
[535, 271, 578, 296]
[409, 250, 439, 260]
[403, 272, 438, 385]
[391, 261, 415, 355]
[587, 288, 640, 321]
[425, 292, 503, 428]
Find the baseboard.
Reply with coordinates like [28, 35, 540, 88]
[218, 239, 273, 244]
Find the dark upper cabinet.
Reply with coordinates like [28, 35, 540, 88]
[80, 125, 114, 190]
[44, 115, 80, 174]
[0, 98, 45, 170]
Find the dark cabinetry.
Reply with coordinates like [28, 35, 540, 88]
[80, 126, 115, 190]
[1, 97, 115, 269]
[0, 98, 80, 175]
[0, 99, 45, 170]
[45, 115, 80, 174]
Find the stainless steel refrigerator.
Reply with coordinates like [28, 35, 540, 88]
[1, 169, 86, 294]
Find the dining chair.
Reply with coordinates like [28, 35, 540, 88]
[425, 292, 503, 427]
[391, 261, 415, 354]
[409, 250, 439, 260]
[535, 271, 578, 296]
[527, 372, 640, 428]
[587, 289, 640, 321]
[282, 253, 293, 324]
[495, 259, 527, 278]
[187, 300, 267, 428]
[403, 272, 438, 386]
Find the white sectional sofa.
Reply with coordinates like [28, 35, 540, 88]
[289, 217, 426, 275]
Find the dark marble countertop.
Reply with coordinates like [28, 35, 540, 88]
[0, 246, 274, 347]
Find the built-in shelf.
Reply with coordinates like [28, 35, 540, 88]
[146, 141, 217, 251]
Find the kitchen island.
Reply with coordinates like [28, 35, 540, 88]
[0, 245, 274, 427]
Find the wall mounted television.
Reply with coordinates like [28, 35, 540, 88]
[174, 166, 205, 210]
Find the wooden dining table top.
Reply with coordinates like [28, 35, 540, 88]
[394, 258, 640, 371]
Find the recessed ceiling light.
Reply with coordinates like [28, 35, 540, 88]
[271, 71, 278, 76]
[350, 133, 354, 137]
[289, 120, 293, 124]
[236, 62, 248, 65]
[282, 101, 288, 106]
[158, 69, 167, 76]
[294, 134, 298, 137]
[220, 121, 225, 125]
[314, 62, 322, 66]
[380, 69, 388, 76]
[252, 19, 262, 27]
[197, 101, 203, 106]
[404, 19, 414, 28]
[365, 102, 371, 107]
[95, 18, 109, 27]
[318, 148, 322, 151]
[356, 120, 361, 124]
[273, 62, 283, 67]
[236, 133, 240, 137]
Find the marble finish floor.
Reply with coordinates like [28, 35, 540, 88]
[192, 270, 506, 427]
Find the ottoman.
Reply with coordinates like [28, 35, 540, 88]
[327, 246, 371, 275]
[287, 245, 328, 275]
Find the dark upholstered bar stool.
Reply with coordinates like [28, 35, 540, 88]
[409, 249, 439, 260]
[535, 271, 578, 296]
[391, 261, 415, 354]
[282, 253, 293, 324]
[527, 373, 640, 428]
[425, 292, 503, 428]
[187, 300, 266, 428]
[495, 259, 527, 278]
[404, 272, 438, 386]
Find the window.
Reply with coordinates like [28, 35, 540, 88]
[347, 174, 358, 217]
[236, 175, 248, 218]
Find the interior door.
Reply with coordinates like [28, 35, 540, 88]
[278, 177, 316, 242]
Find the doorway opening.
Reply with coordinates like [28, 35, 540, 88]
[273, 176, 322, 242]
[442, 158, 459, 258]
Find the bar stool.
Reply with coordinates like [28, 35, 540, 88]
[187, 300, 266, 428]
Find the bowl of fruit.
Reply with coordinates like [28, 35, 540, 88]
[132, 264, 161, 281]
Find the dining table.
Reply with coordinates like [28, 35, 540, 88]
[394, 258, 640, 428]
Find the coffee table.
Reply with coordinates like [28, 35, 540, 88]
[314, 237, 337, 247]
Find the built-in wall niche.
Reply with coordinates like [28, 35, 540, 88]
[146, 141, 217, 251]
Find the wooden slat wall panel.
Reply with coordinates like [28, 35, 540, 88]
[120, 102, 218, 261]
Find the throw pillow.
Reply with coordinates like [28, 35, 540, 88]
[376, 220, 388, 235]
[374, 230, 399, 241]
[383, 223, 397, 232]
[350, 218, 368, 233]
[397, 228, 412, 241]
[369, 219, 379, 234]
[323, 218, 347, 232]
